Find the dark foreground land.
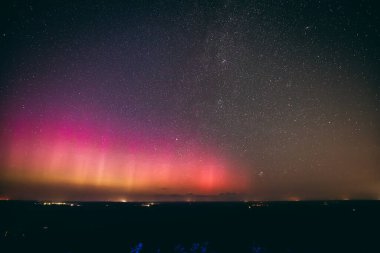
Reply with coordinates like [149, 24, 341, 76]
[0, 201, 379, 253]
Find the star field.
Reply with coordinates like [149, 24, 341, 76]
[0, 0, 379, 201]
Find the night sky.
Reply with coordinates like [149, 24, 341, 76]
[0, 0, 379, 201]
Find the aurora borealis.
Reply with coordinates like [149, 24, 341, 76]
[0, 0, 379, 201]
[2, 106, 247, 197]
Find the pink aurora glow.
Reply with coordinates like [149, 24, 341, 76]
[1, 109, 248, 198]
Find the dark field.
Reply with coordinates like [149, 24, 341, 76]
[1, 201, 379, 253]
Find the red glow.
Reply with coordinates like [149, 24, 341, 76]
[1, 112, 249, 198]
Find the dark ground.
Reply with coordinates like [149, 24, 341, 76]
[1, 201, 379, 253]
